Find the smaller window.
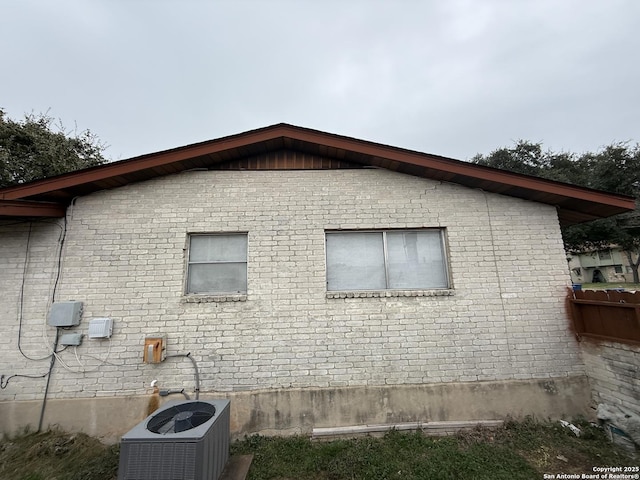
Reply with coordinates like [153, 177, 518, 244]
[614, 265, 623, 274]
[598, 250, 612, 260]
[186, 234, 247, 294]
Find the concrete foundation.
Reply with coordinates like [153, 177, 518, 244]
[0, 376, 591, 444]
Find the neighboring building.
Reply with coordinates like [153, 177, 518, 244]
[568, 247, 637, 284]
[0, 124, 635, 442]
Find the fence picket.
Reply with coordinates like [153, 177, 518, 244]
[568, 289, 640, 345]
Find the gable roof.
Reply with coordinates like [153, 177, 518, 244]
[0, 123, 635, 225]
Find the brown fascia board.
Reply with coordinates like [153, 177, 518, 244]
[0, 199, 66, 218]
[0, 123, 635, 218]
[0, 124, 294, 201]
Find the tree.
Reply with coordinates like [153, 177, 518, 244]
[0, 109, 108, 188]
[473, 141, 640, 283]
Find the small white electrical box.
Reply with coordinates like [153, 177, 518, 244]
[60, 332, 83, 346]
[88, 318, 113, 339]
[47, 301, 83, 327]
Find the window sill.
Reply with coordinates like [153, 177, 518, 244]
[326, 289, 455, 299]
[181, 294, 247, 303]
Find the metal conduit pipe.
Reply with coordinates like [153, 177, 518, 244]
[38, 329, 60, 432]
[159, 389, 191, 400]
[165, 352, 200, 400]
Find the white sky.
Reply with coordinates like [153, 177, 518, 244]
[2, 0, 639, 162]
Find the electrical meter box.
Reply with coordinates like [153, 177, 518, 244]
[143, 335, 166, 364]
[47, 301, 83, 327]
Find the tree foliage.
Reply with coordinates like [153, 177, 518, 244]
[473, 141, 640, 282]
[0, 109, 107, 188]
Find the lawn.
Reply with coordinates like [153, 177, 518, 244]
[578, 282, 640, 291]
[0, 418, 635, 480]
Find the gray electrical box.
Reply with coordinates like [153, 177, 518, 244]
[47, 301, 83, 327]
[60, 332, 83, 346]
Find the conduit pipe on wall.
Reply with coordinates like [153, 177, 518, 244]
[165, 352, 200, 400]
[35, 213, 69, 433]
[159, 389, 191, 400]
[37, 329, 60, 432]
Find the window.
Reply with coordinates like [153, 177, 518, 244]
[186, 234, 247, 294]
[598, 250, 612, 260]
[326, 230, 449, 291]
[614, 265, 623, 274]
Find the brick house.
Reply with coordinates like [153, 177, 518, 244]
[0, 124, 635, 442]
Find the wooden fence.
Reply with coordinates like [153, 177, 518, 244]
[568, 288, 640, 345]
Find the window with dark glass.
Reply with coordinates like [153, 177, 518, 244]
[598, 250, 612, 260]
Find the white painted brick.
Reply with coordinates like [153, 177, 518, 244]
[582, 342, 640, 415]
[0, 169, 586, 401]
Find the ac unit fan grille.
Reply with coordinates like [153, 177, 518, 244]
[147, 401, 216, 434]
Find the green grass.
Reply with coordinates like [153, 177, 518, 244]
[231, 418, 633, 480]
[579, 282, 640, 290]
[0, 429, 120, 480]
[0, 418, 633, 480]
[232, 431, 536, 479]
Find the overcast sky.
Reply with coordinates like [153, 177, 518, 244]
[2, 0, 639, 162]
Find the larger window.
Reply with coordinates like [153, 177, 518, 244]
[326, 230, 449, 291]
[186, 233, 247, 294]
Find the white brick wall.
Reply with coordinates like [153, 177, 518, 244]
[0, 221, 64, 400]
[581, 341, 640, 415]
[0, 169, 584, 401]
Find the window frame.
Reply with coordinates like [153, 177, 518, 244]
[598, 250, 612, 260]
[184, 232, 248, 295]
[325, 228, 450, 292]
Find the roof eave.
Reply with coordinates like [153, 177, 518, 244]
[0, 200, 66, 218]
[0, 123, 635, 224]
